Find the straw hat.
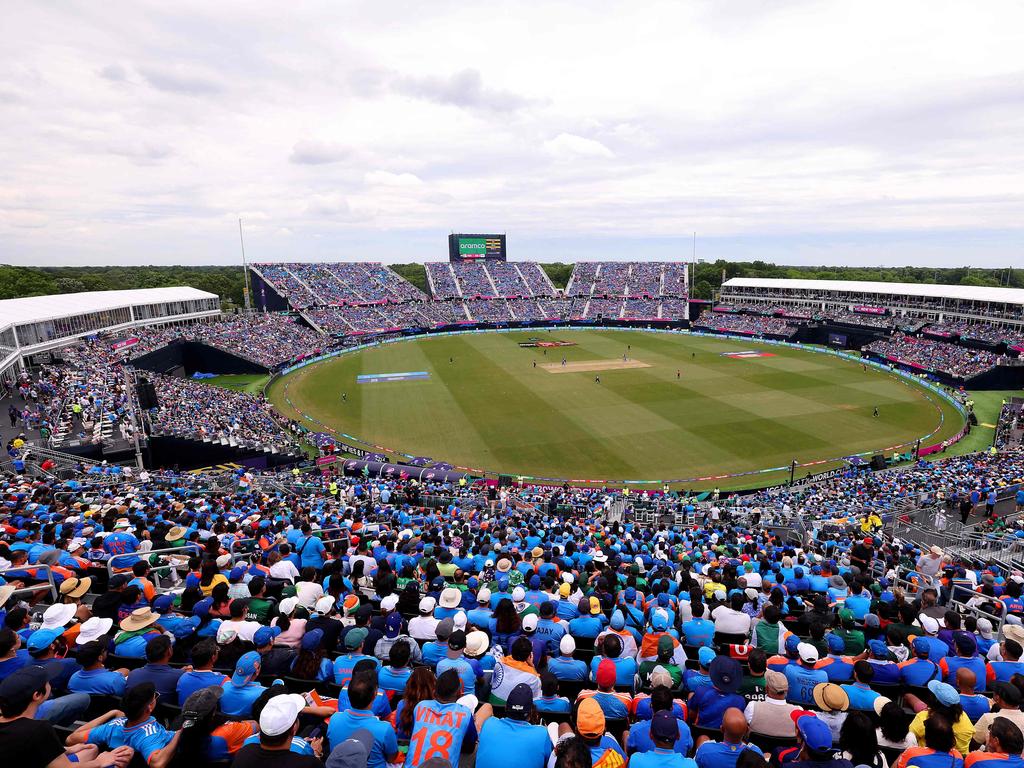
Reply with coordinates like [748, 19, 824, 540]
[167, 526, 187, 541]
[59, 576, 92, 600]
[120, 607, 159, 632]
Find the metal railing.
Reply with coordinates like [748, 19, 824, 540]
[0, 564, 59, 602]
[107, 545, 198, 579]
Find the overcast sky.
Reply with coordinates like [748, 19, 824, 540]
[2, 1, 1023, 268]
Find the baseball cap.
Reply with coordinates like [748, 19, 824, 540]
[596, 658, 617, 688]
[476, 588, 492, 604]
[521, 614, 538, 633]
[435, 618, 454, 642]
[506, 683, 534, 719]
[868, 639, 889, 659]
[325, 729, 374, 768]
[650, 711, 679, 742]
[379, 595, 398, 613]
[698, 646, 716, 667]
[259, 693, 306, 736]
[797, 642, 819, 664]
[919, 615, 940, 635]
[765, 670, 788, 695]
[794, 712, 832, 752]
[384, 613, 402, 639]
[588, 596, 602, 615]
[709, 656, 742, 693]
[511, 586, 526, 602]
[315, 595, 336, 615]
[560, 635, 576, 655]
[610, 612, 625, 631]
[785, 634, 801, 653]
[345, 627, 369, 650]
[176, 685, 223, 729]
[577, 697, 606, 737]
[912, 637, 930, 656]
[253, 625, 281, 647]
[418, 596, 436, 614]
[232, 651, 262, 684]
[649, 666, 674, 689]
[301, 629, 324, 652]
[825, 634, 845, 654]
[0, 663, 60, 699]
[448, 630, 467, 651]
[26, 628, 62, 653]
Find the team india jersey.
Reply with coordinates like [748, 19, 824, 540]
[407, 699, 474, 768]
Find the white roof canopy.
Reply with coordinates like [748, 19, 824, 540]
[0, 286, 219, 328]
[721, 277, 1024, 306]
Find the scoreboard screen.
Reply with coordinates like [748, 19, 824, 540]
[449, 233, 506, 262]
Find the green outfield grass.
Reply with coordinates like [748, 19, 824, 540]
[267, 329, 966, 486]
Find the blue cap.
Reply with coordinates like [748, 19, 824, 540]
[796, 714, 833, 752]
[869, 639, 889, 658]
[624, 587, 637, 602]
[232, 651, 262, 684]
[301, 628, 324, 651]
[14, 530, 29, 540]
[698, 646, 716, 667]
[913, 637, 930, 655]
[253, 625, 281, 647]
[826, 634, 845, 654]
[192, 597, 213, 617]
[610, 611, 625, 630]
[785, 634, 801, 653]
[152, 594, 175, 614]
[229, 566, 245, 581]
[928, 679, 960, 706]
[27, 628, 62, 653]
[529, 575, 541, 589]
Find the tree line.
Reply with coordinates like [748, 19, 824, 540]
[1, 262, 1017, 305]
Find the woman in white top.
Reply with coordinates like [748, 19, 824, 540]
[875, 698, 918, 751]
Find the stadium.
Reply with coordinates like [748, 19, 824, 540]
[5, 5, 1024, 768]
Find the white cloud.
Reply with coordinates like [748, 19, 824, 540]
[543, 133, 614, 159]
[364, 171, 424, 187]
[0, 0, 1022, 265]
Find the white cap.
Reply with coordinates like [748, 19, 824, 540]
[259, 693, 306, 737]
[919, 614, 940, 635]
[419, 596, 436, 613]
[314, 595, 336, 615]
[522, 614, 539, 632]
[512, 586, 526, 602]
[560, 635, 576, 655]
[42, 603, 76, 630]
[977, 618, 994, 640]
[76, 616, 113, 645]
[279, 597, 298, 616]
[453, 611, 467, 629]
[797, 642, 819, 664]
[380, 595, 399, 612]
[713, 589, 727, 601]
[476, 588, 492, 604]
[216, 554, 231, 568]
[562, 573, 574, 584]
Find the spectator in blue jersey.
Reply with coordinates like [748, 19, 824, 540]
[378, 639, 413, 698]
[900, 638, 942, 687]
[843, 583, 872, 620]
[125, 635, 183, 704]
[784, 643, 827, 707]
[693, 707, 763, 768]
[790, 711, 854, 768]
[534, 602, 566, 654]
[988, 638, 1024, 683]
[475, 683, 552, 768]
[534, 671, 571, 714]
[815, 634, 853, 682]
[26, 628, 81, 693]
[568, 596, 606, 639]
[628, 685, 692, 756]
[683, 646, 715, 694]
[175, 639, 226, 705]
[333, 627, 379, 686]
[683, 603, 716, 648]
[589, 633, 637, 689]
[406, 668, 482, 768]
[630, 711, 697, 768]
[865, 639, 902, 684]
[436, 630, 478, 697]
[233, 690, 323, 767]
[326, 671, 399, 768]
[220, 651, 268, 717]
[118, 682, 182, 768]
[68, 641, 128, 696]
[690, 656, 746, 729]
[293, 524, 326, 570]
[466, 588, 493, 629]
[955, 669, 990, 724]
[841, 660, 882, 712]
[965, 717, 1023, 768]
[939, 634, 987, 691]
[548, 635, 588, 681]
[912, 615, 950, 661]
